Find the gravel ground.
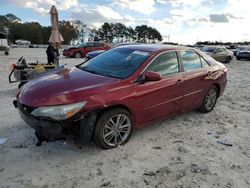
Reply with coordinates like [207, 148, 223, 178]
[0, 48, 250, 188]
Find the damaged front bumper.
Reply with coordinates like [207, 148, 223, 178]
[13, 100, 97, 146]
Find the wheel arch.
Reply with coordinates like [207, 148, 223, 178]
[95, 104, 135, 127]
[212, 83, 221, 97]
[92, 104, 134, 149]
[225, 55, 233, 63]
[97, 104, 133, 119]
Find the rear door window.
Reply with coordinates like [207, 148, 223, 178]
[181, 51, 202, 71]
[200, 57, 210, 68]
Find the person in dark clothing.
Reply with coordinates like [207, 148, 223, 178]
[46, 43, 54, 64]
[46, 43, 59, 65]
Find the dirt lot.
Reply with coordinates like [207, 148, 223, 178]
[0, 48, 249, 188]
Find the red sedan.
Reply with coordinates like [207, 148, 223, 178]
[63, 42, 110, 58]
[14, 44, 227, 149]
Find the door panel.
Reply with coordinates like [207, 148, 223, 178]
[180, 50, 213, 111]
[134, 74, 183, 125]
[181, 70, 210, 111]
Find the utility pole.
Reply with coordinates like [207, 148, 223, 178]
[4, 26, 9, 44]
[167, 34, 170, 42]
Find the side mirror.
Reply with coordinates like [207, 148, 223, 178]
[145, 71, 162, 82]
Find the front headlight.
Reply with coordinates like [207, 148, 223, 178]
[31, 101, 87, 121]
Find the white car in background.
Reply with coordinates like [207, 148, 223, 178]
[201, 46, 234, 63]
[15, 39, 31, 45]
[0, 32, 10, 55]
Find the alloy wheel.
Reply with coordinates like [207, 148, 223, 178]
[204, 88, 217, 111]
[103, 114, 131, 147]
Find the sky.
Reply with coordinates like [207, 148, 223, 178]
[0, 0, 249, 44]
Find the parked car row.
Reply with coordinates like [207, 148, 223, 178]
[14, 44, 227, 149]
[70, 42, 250, 64]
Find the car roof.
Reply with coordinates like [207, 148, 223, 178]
[116, 44, 194, 53]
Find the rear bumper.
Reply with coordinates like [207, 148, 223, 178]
[219, 72, 227, 97]
[220, 78, 227, 97]
[14, 101, 97, 145]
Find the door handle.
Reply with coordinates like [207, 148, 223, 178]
[176, 79, 183, 85]
[207, 71, 212, 75]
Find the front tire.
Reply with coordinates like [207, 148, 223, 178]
[198, 86, 218, 113]
[93, 108, 133, 149]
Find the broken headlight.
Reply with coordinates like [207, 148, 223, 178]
[31, 101, 87, 121]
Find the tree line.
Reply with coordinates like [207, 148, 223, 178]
[4, 21, 78, 44]
[0, 14, 163, 45]
[95, 22, 162, 43]
[196, 41, 250, 47]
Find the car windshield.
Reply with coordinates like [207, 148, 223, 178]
[80, 48, 150, 79]
[201, 47, 216, 53]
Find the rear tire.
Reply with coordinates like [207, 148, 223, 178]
[74, 52, 82, 58]
[224, 56, 231, 63]
[198, 86, 218, 113]
[93, 108, 133, 149]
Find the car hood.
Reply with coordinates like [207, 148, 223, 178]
[18, 67, 119, 107]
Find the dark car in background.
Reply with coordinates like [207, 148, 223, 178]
[63, 42, 110, 58]
[232, 47, 245, 56]
[236, 47, 250, 60]
[201, 46, 233, 63]
[14, 44, 227, 149]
